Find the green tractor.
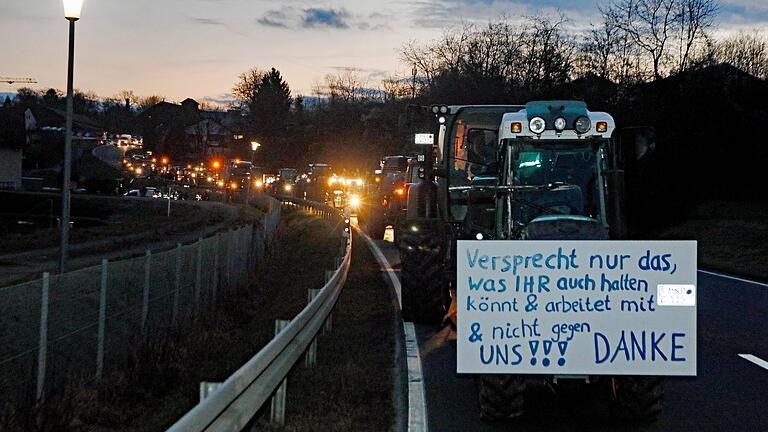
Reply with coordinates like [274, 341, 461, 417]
[399, 101, 660, 421]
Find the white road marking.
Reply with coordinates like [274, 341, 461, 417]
[364, 232, 402, 309]
[405, 322, 428, 432]
[739, 354, 768, 371]
[359, 228, 427, 432]
[698, 269, 768, 288]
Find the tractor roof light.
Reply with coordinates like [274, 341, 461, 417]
[529, 117, 546, 134]
[575, 116, 591, 134]
[596, 121, 608, 133]
[554, 117, 567, 132]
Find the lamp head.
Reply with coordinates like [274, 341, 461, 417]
[63, 0, 84, 20]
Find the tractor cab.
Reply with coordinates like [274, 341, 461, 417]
[433, 101, 625, 243]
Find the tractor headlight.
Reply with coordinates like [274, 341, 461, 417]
[529, 117, 546, 134]
[349, 195, 361, 208]
[284, 184, 292, 192]
[553, 117, 567, 131]
[575, 116, 591, 134]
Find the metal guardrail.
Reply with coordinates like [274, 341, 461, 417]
[167, 198, 351, 432]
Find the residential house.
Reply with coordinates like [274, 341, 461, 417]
[0, 107, 25, 190]
[137, 98, 246, 161]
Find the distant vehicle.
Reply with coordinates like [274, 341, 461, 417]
[123, 187, 161, 198]
[360, 155, 410, 240]
[296, 163, 333, 202]
[274, 168, 298, 196]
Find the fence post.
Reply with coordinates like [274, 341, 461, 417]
[306, 289, 321, 367]
[212, 233, 220, 307]
[96, 259, 108, 381]
[141, 250, 151, 335]
[172, 243, 182, 327]
[36, 272, 50, 401]
[226, 230, 234, 292]
[194, 238, 203, 319]
[271, 319, 291, 425]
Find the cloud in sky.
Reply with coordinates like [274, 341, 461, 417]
[1, 0, 766, 102]
[302, 8, 351, 29]
[190, 17, 226, 26]
[256, 7, 388, 31]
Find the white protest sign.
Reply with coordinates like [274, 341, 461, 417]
[457, 240, 697, 376]
[414, 133, 434, 145]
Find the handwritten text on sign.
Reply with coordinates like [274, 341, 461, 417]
[456, 241, 697, 376]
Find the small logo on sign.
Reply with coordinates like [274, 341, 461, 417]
[657, 284, 696, 306]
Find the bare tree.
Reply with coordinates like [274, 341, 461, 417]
[606, 0, 680, 80]
[711, 31, 768, 78]
[137, 95, 165, 111]
[675, 0, 719, 72]
[232, 67, 266, 109]
[319, 68, 375, 103]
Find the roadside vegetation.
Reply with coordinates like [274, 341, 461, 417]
[0, 209, 341, 431]
[0, 191, 239, 254]
[649, 200, 768, 281]
[261, 230, 397, 432]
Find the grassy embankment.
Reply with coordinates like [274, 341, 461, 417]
[1, 209, 338, 431]
[647, 200, 768, 281]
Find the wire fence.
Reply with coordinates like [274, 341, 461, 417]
[0, 199, 282, 403]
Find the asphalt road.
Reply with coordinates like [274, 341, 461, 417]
[370, 231, 768, 432]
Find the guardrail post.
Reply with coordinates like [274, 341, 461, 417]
[271, 319, 291, 426]
[142, 250, 151, 335]
[172, 243, 182, 327]
[36, 272, 50, 401]
[305, 289, 321, 367]
[199, 381, 222, 402]
[96, 259, 108, 381]
[212, 233, 220, 307]
[227, 230, 234, 291]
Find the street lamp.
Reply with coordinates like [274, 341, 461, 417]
[59, 0, 84, 273]
[246, 141, 261, 206]
[250, 141, 261, 163]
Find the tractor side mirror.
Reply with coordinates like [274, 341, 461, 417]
[618, 126, 656, 165]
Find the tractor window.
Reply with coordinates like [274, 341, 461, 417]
[383, 157, 408, 172]
[512, 146, 602, 225]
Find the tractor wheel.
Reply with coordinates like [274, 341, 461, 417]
[611, 376, 664, 422]
[477, 374, 526, 420]
[399, 222, 445, 323]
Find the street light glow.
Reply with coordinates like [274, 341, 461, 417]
[63, 0, 84, 20]
[251, 141, 261, 151]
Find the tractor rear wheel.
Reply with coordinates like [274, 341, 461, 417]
[477, 374, 526, 420]
[611, 376, 664, 422]
[399, 221, 445, 323]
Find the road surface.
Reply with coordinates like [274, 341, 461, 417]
[368, 229, 768, 432]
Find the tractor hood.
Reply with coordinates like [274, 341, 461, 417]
[521, 215, 609, 240]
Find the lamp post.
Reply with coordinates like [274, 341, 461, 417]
[247, 141, 261, 206]
[250, 141, 260, 164]
[59, 0, 83, 274]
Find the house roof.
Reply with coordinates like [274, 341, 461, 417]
[0, 107, 25, 149]
[26, 105, 103, 133]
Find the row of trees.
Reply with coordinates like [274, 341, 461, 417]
[396, 0, 767, 103]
